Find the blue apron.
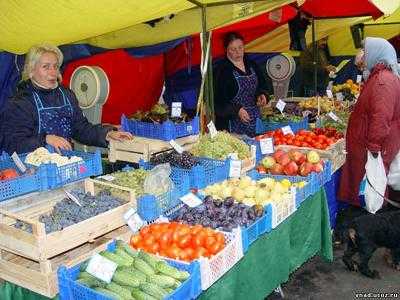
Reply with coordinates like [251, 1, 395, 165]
[230, 67, 261, 137]
[32, 88, 73, 139]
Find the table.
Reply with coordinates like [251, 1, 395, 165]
[0, 189, 332, 300]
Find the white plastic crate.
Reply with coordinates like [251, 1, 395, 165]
[199, 228, 244, 290]
[271, 191, 297, 228]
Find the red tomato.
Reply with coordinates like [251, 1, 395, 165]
[139, 226, 151, 238]
[183, 247, 195, 261]
[166, 244, 181, 259]
[294, 141, 301, 147]
[178, 234, 192, 248]
[148, 242, 160, 254]
[130, 235, 141, 247]
[143, 234, 156, 248]
[192, 233, 206, 248]
[159, 231, 172, 249]
[193, 247, 209, 259]
[214, 233, 225, 244]
[191, 224, 203, 235]
[204, 236, 217, 249]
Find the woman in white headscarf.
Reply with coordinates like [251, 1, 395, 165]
[339, 37, 400, 207]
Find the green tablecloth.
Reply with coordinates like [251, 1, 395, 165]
[0, 189, 332, 300]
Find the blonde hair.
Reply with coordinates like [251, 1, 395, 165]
[21, 44, 63, 82]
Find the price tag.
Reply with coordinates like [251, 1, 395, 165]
[276, 99, 286, 113]
[260, 138, 274, 155]
[281, 126, 293, 136]
[169, 140, 184, 154]
[86, 253, 118, 284]
[207, 121, 217, 139]
[11, 152, 27, 173]
[228, 153, 238, 160]
[180, 193, 202, 208]
[171, 102, 182, 118]
[154, 216, 169, 223]
[250, 145, 256, 159]
[229, 160, 242, 178]
[64, 189, 82, 207]
[356, 75, 362, 83]
[328, 112, 340, 122]
[98, 175, 115, 182]
[124, 208, 146, 233]
[326, 89, 333, 99]
[335, 92, 344, 101]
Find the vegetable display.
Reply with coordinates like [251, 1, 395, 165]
[25, 147, 82, 167]
[98, 169, 149, 197]
[150, 150, 198, 169]
[203, 176, 294, 207]
[130, 222, 226, 261]
[14, 189, 124, 233]
[173, 196, 264, 231]
[257, 149, 324, 177]
[332, 79, 360, 101]
[76, 240, 190, 300]
[190, 132, 251, 160]
[130, 103, 193, 124]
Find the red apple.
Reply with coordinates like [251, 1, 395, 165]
[273, 149, 286, 162]
[276, 153, 291, 166]
[299, 162, 313, 176]
[270, 163, 284, 175]
[288, 150, 307, 165]
[283, 161, 299, 176]
[312, 162, 324, 173]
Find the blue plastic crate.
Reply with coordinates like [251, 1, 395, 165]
[255, 117, 309, 135]
[121, 115, 199, 141]
[58, 240, 202, 300]
[0, 154, 48, 202]
[241, 204, 272, 253]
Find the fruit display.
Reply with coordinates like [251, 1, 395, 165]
[129, 222, 226, 261]
[98, 169, 149, 197]
[25, 147, 83, 167]
[173, 196, 264, 231]
[298, 97, 345, 113]
[14, 189, 125, 233]
[332, 79, 360, 100]
[318, 111, 351, 133]
[76, 240, 190, 300]
[150, 150, 198, 169]
[203, 176, 293, 207]
[0, 168, 19, 180]
[260, 104, 305, 122]
[190, 131, 251, 160]
[130, 103, 193, 124]
[257, 149, 324, 177]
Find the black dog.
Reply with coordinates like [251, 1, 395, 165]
[342, 210, 400, 278]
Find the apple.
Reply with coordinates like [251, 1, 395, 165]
[276, 153, 291, 166]
[288, 150, 306, 165]
[307, 150, 320, 164]
[283, 161, 299, 176]
[299, 162, 313, 177]
[270, 163, 284, 175]
[312, 162, 324, 173]
[257, 165, 267, 174]
[261, 156, 276, 169]
[273, 149, 286, 162]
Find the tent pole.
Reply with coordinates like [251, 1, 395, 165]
[312, 17, 317, 96]
[202, 6, 214, 123]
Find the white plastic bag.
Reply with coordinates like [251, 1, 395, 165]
[388, 150, 400, 191]
[143, 163, 174, 196]
[363, 151, 387, 214]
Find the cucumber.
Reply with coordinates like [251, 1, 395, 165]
[147, 274, 176, 288]
[106, 282, 134, 299]
[133, 258, 155, 277]
[115, 248, 134, 265]
[131, 289, 158, 300]
[100, 251, 131, 267]
[77, 272, 106, 288]
[138, 251, 161, 269]
[155, 261, 189, 281]
[79, 260, 89, 271]
[94, 287, 123, 300]
[116, 240, 139, 258]
[112, 270, 141, 288]
[118, 266, 147, 283]
[139, 282, 168, 299]
[164, 287, 175, 294]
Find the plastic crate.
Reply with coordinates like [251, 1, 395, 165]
[241, 204, 272, 253]
[140, 157, 230, 190]
[255, 117, 309, 135]
[270, 192, 297, 229]
[121, 114, 200, 141]
[58, 240, 202, 300]
[0, 153, 48, 202]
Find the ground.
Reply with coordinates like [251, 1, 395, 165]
[266, 245, 400, 300]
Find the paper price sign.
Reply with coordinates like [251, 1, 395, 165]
[335, 92, 344, 101]
[326, 89, 333, 99]
[356, 75, 362, 83]
[251, 145, 257, 159]
[328, 112, 340, 122]
[281, 126, 293, 136]
[171, 102, 182, 118]
[180, 193, 202, 208]
[124, 208, 146, 233]
[169, 140, 184, 154]
[276, 99, 286, 113]
[86, 253, 118, 283]
[11, 152, 27, 173]
[229, 160, 242, 178]
[207, 121, 217, 139]
[260, 138, 274, 155]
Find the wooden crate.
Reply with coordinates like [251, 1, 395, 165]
[0, 225, 130, 298]
[108, 134, 199, 163]
[0, 179, 135, 262]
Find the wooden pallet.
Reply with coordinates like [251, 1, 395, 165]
[108, 134, 199, 163]
[0, 225, 130, 298]
[0, 179, 135, 262]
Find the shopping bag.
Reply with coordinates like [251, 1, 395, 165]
[363, 151, 387, 214]
[388, 150, 400, 191]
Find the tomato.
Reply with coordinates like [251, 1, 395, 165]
[301, 142, 308, 147]
[182, 247, 195, 261]
[214, 232, 225, 244]
[178, 234, 192, 248]
[166, 244, 181, 259]
[148, 242, 160, 254]
[193, 247, 209, 259]
[143, 234, 156, 248]
[191, 224, 203, 235]
[177, 225, 191, 237]
[159, 231, 172, 249]
[192, 233, 206, 248]
[130, 234, 141, 247]
[0, 169, 18, 180]
[314, 143, 323, 149]
[172, 230, 181, 243]
[207, 241, 223, 255]
[298, 129, 307, 136]
[168, 222, 180, 230]
[294, 141, 301, 147]
[139, 226, 151, 238]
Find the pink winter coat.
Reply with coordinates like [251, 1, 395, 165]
[338, 64, 400, 206]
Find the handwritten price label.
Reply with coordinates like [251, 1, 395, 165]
[86, 253, 117, 283]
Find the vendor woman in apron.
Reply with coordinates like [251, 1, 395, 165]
[214, 32, 270, 137]
[1, 44, 132, 154]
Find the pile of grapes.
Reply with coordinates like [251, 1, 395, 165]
[150, 150, 198, 169]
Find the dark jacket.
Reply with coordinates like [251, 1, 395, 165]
[1, 81, 110, 154]
[213, 57, 270, 131]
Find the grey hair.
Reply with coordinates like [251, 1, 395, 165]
[21, 44, 63, 82]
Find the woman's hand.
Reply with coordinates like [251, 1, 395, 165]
[106, 130, 134, 142]
[45, 135, 72, 153]
[238, 107, 251, 123]
[257, 94, 268, 107]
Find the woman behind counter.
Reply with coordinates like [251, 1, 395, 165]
[214, 32, 270, 137]
[1, 44, 132, 154]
